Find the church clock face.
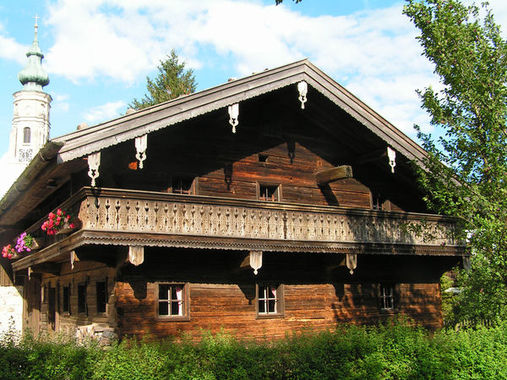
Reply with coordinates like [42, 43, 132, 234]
[18, 148, 33, 163]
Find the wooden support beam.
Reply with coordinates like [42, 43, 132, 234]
[316, 165, 353, 185]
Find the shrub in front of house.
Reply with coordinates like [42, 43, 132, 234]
[0, 321, 505, 379]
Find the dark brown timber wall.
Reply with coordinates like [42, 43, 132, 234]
[29, 248, 457, 339]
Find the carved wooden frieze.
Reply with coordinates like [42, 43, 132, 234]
[77, 193, 458, 247]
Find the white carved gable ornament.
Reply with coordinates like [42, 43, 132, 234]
[297, 81, 308, 109]
[228, 103, 239, 133]
[135, 134, 148, 169]
[88, 151, 101, 187]
[387, 146, 396, 173]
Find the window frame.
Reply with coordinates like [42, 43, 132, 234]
[23, 127, 31, 144]
[379, 283, 396, 311]
[156, 282, 190, 321]
[170, 176, 197, 195]
[256, 283, 284, 319]
[257, 183, 281, 202]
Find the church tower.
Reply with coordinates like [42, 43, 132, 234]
[9, 18, 51, 166]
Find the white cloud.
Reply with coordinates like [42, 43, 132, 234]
[0, 34, 27, 64]
[42, 0, 507, 137]
[84, 100, 126, 123]
[42, 0, 439, 136]
[53, 93, 70, 112]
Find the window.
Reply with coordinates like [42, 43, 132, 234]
[258, 154, 269, 163]
[23, 127, 31, 144]
[259, 184, 280, 202]
[158, 283, 187, 319]
[96, 280, 107, 314]
[77, 283, 87, 314]
[171, 177, 195, 194]
[62, 285, 70, 314]
[257, 284, 283, 317]
[379, 284, 395, 310]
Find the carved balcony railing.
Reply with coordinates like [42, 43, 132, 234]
[16, 187, 464, 270]
[69, 188, 460, 248]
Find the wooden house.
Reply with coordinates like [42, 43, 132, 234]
[0, 60, 465, 340]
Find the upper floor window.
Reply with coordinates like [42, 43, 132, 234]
[258, 154, 269, 163]
[171, 176, 195, 195]
[23, 127, 31, 144]
[259, 184, 280, 202]
[257, 284, 283, 317]
[157, 283, 188, 319]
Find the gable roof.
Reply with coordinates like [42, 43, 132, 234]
[0, 59, 428, 228]
[53, 59, 427, 163]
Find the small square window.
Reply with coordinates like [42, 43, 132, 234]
[257, 284, 283, 317]
[96, 280, 107, 314]
[258, 154, 269, 163]
[77, 283, 87, 314]
[379, 284, 395, 310]
[62, 285, 70, 314]
[158, 283, 188, 319]
[259, 184, 279, 202]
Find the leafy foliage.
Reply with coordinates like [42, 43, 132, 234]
[403, 0, 507, 326]
[0, 322, 506, 379]
[130, 50, 197, 110]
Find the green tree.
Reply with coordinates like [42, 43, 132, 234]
[403, 0, 507, 326]
[130, 50, 197, 110]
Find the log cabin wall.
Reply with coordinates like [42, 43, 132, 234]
[97, 93, 423, 213]
[198, 143, 372, 209]
[116, 282, 442, 340]
[33, 262, 116, 335]
[113, 248, 455, 340]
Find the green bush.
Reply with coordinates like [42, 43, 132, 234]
[0, 321, 505, 379]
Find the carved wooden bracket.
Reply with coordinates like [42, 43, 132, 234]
[135, 134, 148, 169]
[70, 250, 79, 270]
[316, 165, 353, 185]
[240, 250, 263, 275]
[88, 151, 101, 187]
[228, 103, 239, 133]
[346, 253, 357, 275]
[387, 147, 396, 174]
[297, 81, 308, 109]
[128, 246, 144, 266]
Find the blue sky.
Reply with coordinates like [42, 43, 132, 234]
[1, 0, 506, 159]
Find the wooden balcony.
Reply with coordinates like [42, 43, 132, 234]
[14, 187, 464, 270]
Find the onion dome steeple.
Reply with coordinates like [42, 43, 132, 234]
[17, 16, 49, 91]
